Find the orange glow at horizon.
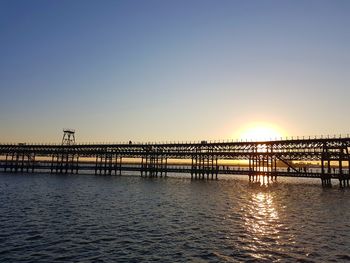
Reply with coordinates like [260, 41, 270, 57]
[237, 122, 284, 141]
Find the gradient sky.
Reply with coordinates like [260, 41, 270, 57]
[1, 0, 349, 143]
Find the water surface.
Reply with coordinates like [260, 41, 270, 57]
[1, 173, 350, 262]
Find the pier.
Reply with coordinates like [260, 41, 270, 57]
[1, 135, 350, 186]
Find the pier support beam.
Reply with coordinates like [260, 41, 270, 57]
[141, 153, 167, 178]
[190, 153, 218, 180]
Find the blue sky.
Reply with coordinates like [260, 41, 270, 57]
[1, 0, 349, 143]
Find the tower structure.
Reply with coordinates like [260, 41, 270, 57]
[62, 129, 76, 145]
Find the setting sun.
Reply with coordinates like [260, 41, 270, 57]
[238, 122, 284, 141]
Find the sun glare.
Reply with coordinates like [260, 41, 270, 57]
[238, 123, 284, 141]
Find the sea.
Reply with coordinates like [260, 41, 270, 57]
[1, 172, 350, 262]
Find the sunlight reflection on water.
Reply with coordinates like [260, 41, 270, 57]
[242, 190, 283, 260]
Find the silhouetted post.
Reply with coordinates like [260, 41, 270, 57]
[212, 163, 215, 180]
[30, 154, 34, 173]
[195, 154, 198, 179]
[50, 155, 54, 174]
[140, 156, 144, 177]
[248, 156, 252, 182]
[165, 158, 168, 177]
[4, 154, 8, 172]
[348, 153, 350, 186]
[339, 155, 343, 187]
[20, 153, 24, 173]
[10, 153, 14, 172]
[191, 155, 194, 179]
[75, 156, 79, 174]
[26, 154, 29, 173]
[94, 155, 98, 175]
[15, 153, 19, 173]
[270, 156, 273, 180]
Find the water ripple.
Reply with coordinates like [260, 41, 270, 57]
[1, 173, 350, 262]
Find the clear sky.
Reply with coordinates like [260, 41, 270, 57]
[1, 0, 349, 143]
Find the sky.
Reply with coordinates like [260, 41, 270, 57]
[0, 0, 349, 143]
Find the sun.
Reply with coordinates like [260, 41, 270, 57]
[238, 122, 284, 141]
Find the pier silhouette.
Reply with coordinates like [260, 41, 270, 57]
[1, 134, 350, 187]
